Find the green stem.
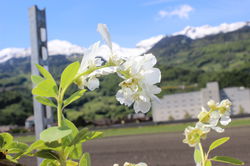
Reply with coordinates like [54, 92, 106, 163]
[57, 100, 63, 127]
[198, 143, 205, 166]
[59, 151, 67, 166]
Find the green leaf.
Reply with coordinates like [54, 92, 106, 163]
[24, 140, 46, 155]
[69, 143, 82, 160]
[35, 96, 57, 107]
[209, 137, 230, 152]
[40, 159, 59, 166]
[63, 89, 86, 108]
[7, 142, 28, 154]
[32, 79, 58, 98]
[31, 75, 44, 85]
[61, 119, 79, 146]
[194, 148, 202, 163]
[60, 61, 80, 91]
[45, 141, 61, 148]
[34, 150, 59, 160]
[0, 136, 4, 148]
[6, 142, 29, 159]
[62, 119, 78, 137]
[35, 64, 55, 81]
[79, 152, 91, 166]
[35, 64, 58, 93]
[69, 128, 89, 146]
[66, 160, 78, 166]
[84, 131, 103, 142]
[205, 160, 212, 166]
[0, 133, 13, 148]
[211, 156, 244, 165]
[40, 127, 72, 142]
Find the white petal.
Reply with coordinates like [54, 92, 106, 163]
[150, 85, 161, 94]
[86, 77, 100, 91]
[142, 53, 157, 69]
[89, 66, 117, 78]
[116, 89, 133, 106]
[79, 41, 100, 73]
[94, 58, 103, 67]
[143, 68, 161, 84]
[136, 163, 148, 166]
[97, 24, 112, 51]
[210, 111, 220, 119]
[212, 126, 224, 133]
[220, 115, 231, 126]
[134, 100, 151, 113]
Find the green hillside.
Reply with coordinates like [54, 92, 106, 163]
[149, 26, 250, 94]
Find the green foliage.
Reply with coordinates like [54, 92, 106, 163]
[63, 89, 86, 108]
[0, 133, 28, 161]
[208, 137, 230, 152]
[60, 61, 80, 92]
[40, 127, 72, 142]
[35, 96, 57, 108]
[40, 159, 58, 166]
[32, 79, 58, 98]
[194, 148, 202, 163]
[34, 150, 60, 160]
[211, 156, 244, 165]
[79, 153, 91, 166]
[35, 64, 56, 82]
[205, 160, 212, 166]
[31, 75, 44, 85]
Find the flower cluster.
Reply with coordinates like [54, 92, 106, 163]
[113, 162, 147, 166]
[75, 24, 161, 113]
[183, 99, 232, 147]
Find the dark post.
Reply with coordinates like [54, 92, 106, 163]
[28, 5, 53, 165]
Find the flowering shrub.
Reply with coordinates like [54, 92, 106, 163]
[22, 24, 160, 166]
[183, 99, 244, 166]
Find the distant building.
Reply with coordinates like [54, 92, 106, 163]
[152, 82, 250, 122]
[25, 115, 35, 129]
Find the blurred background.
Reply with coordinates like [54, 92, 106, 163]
[0, 0, 250, 166]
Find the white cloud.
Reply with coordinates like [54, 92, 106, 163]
[158, 5, 194, 19]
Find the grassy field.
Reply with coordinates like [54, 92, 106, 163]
[15, 117, 250, 143]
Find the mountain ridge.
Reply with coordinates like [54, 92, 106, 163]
[1, 21, 249, 64]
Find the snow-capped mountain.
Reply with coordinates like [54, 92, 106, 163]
[0, 36, 163, 64]
[0, 40, 86, 63]
[173, 21, 250, 39]
[1, 21, 250, 64]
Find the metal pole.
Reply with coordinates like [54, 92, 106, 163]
[28, 5, 53, 165]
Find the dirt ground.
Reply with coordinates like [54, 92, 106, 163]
[20, 126, 250, 166]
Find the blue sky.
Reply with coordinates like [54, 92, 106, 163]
[0, 0, 250, 49]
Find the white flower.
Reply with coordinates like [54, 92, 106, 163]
[122, 162, 147, 166]
[183, 125, 209, 147]
[135, 163, 148, 166]
[97, 24, 112, 52]
[197, 107, 224, 133]
[217, 99, 232, 125]
[113, 164, 119, 166]
[76, 42, 102, 91]
[97, 23, 123, 65]
[76, 40, 117, 91]
[207, 99, 217, 110]
[208, 99, 232, 126]
[116, 54, 161, 113]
